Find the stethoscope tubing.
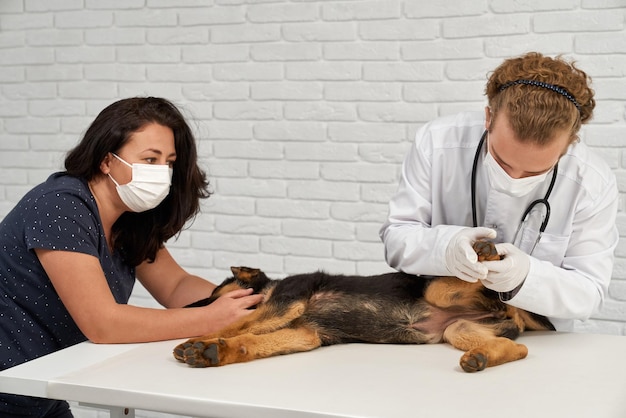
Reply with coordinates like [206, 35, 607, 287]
[471, 130, 558, 239]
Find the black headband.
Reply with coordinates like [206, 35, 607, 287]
[499, 79, 581, 114]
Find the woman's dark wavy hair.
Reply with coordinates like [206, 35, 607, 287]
[65, 97, 211, 266]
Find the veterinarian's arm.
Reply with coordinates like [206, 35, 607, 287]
[380, 123, 471, 277]
[36, 248, 263, 343]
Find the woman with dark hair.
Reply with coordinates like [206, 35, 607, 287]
[0, 97, 263, 417]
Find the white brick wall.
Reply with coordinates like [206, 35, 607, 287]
[1, 1, 625, 416]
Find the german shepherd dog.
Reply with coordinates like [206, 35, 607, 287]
[174, 242, 554, 372]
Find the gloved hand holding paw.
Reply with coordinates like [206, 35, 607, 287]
[445, 227, 497, 282]
[481, 243, 530, 293]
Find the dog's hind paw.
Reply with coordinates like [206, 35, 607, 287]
[473, 241, 500, 262]
[460, 352, 487, 373]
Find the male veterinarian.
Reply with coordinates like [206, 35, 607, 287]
[380, 52, 618, 332]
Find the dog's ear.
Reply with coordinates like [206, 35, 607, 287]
[230, 266, 262, 282]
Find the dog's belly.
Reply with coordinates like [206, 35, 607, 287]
[409, 307, 506, 342]
[302, 291, 506, 345]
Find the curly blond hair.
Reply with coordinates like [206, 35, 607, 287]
[485, 52, 595, 144]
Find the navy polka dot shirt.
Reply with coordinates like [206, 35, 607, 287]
[0, 173, 135, 371]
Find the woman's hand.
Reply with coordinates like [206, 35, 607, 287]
[198, 288, 264, 331]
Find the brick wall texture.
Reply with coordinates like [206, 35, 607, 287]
[1, 1, 625, 416]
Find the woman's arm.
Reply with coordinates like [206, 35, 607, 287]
[135, 247, 216, 309]
[36, 248, 263, 343]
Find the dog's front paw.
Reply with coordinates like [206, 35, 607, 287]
[173, 339, 225, 367]
[174, 337, 250, 367]
[173, 341, 187, 362]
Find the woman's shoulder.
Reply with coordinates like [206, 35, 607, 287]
[46, 171, 89, 189]
[34, 172, 89, 196]
[18, 172, 94, 213]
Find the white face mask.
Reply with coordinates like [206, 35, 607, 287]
[108, 153, 173, 212]
[484, 148, 550, 197]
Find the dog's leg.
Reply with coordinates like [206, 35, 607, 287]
[459, 337, 528, 372]
[443, 319, 528, 373]
[174, 301, 306, 362]
[220, 300, 307, 338]
[178, 327, 322, 367]
[424, 277, 483, 308]
[425, 240, 500, 309]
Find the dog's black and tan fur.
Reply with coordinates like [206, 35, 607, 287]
[174, 242, 554, 372]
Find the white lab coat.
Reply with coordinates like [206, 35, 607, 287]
[379, 111, 619, 331]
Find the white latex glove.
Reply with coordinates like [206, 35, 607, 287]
[445, 227, 497, 282]
[481, 243, 530, 292]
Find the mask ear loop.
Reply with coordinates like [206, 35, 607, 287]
[108, 153, 133, 187]
[111, 153, 132, 168]
[108, 173, 121, 187]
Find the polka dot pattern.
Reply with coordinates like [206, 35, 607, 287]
[0, 173, 135, 372]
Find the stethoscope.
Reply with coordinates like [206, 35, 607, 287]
[471, 130, 558, 254]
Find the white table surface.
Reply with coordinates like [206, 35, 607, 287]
[1, 331, 626, 418]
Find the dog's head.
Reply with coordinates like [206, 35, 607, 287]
[185, 266, 272, 308]
[219, 266, 272, 296]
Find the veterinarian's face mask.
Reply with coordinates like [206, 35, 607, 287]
[484, 147, 550, 198]
[108, 153, 173, 212]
